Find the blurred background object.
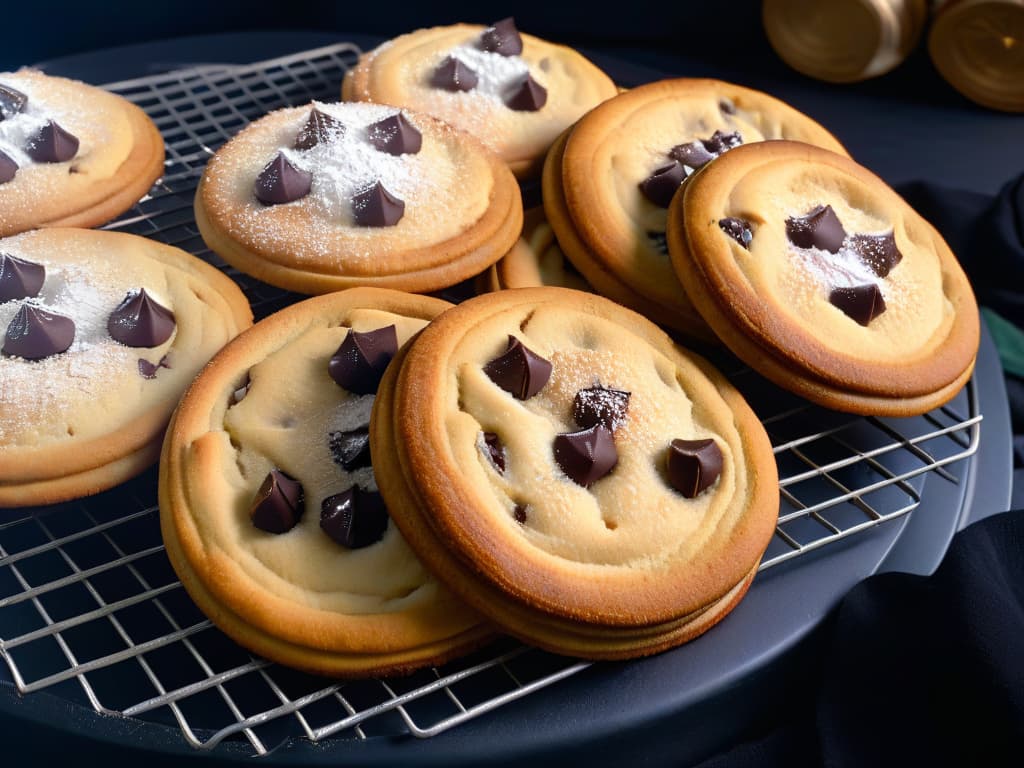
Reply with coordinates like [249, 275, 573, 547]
[762, 0, 928, 82]
[929, 0, 1024, 112]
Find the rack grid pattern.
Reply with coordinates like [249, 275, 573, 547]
[0, 44, 982, 756]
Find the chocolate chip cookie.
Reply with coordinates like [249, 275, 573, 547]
[0, 228, 251, 506]
[370, 287, 778, 659]
[160, 288, 491, 676]
[0, 69, 165, 236]
[542, 79, 847, 336]
[195, 101, 522, 295]
[668, 140, 979, 415]
[343, 19, 618, 178]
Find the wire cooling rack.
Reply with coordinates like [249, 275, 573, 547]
[0, 43, 983, 757]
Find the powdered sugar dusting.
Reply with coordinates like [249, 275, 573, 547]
[444, 45, 533, 103]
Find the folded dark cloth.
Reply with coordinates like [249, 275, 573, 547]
[695, 509, 1024, 768]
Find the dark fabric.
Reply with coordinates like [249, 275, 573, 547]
[694, 510, 1024, 768]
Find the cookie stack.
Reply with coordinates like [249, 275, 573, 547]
[369, 288, 779, 659]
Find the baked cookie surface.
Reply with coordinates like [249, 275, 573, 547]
[668, 140, 979, 415]
[0, 70, 165, 236]
[543, 79, 847, 335]
[160, 288, 490, 676]
[0, 228, 251, 506]
[480, 207, 591, 293]
[196, 101, 522, 295]
[343, 20, 618, 178]
[371, 287, 778, 658]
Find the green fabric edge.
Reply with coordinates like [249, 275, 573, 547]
[981, 307, 1024, 379]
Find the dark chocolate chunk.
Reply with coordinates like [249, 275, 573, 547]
[3, 304, 75, 360]
[850, 232, 902, 277]
[351, 180, 405, 227]
[137, 354, 171, 380]
[719, 99, 736, 115]
[719, 217, 753, 249]
[668, 141, 715, 172]
[25, 120, 79, 163]
[107, 288, 176, 348]
[254, 152, 312, 205]
[293, 106, 344, 150]
[366, 112, 422, 156]
[573, 386, 631, 431]
[320, 486, 389, 548]
[0, 83, 28, 120]
[667, 438, 723, 498]
[483, 335, 552, 400]
[639, 161, 687, 208]
[513, 504, 528, 524]
[432, 55, 479, 92]
[829, 283, 887, 326]
[329, 428, 372, 471]
[482, 431, 506, 473]
[505, 74, 547, 111]
[328, 325, 398, 394]
[702, 129, 743, 154]
[0, 253, 45, 302]
[480, 17, 524, 56]
[786, 205, 847, 253]
[554, 425, 618, 487]
[647, 230, 669, 255]
[250, 469, 304, 534]
[0, 150, 17, 184]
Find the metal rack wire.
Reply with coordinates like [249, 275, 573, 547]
[0, 43, 982, 757]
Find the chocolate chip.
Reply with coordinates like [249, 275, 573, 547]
[351, 181, 405, 227]
[329, 428, 372, 470]
[667, 438, 723, 498]
[107, 288, 176, 348]
[639, 161, 687, 208]
[366, 112, 422, 156]
[250, 469, 304, 534]
[482, 432, 506, 473]
[138, 354, 171, 380]
[0, 253, 45, 302]
[702, 130, 743, 154]
[3, 304, 74, 360]
[573, 386, 630, 431]
[432, 56, 479, 92]
[328, 325, 398, 394]
[554, 425, 618, 487]
[0, 83, 28, 120]
[829, 283, 887, 326]
[513, 504, 528, 524]
[850, 232, 902, 277]
[0, 150, 17, 184]
[483, 335, 552, 400]
[505, 74, 547, 111]
[254, 152, 312, 205]
[480, 17, 524, 56]
[647, 230, 669, 255]
[668, 141, 715, 172]
[293, 106, 344, 150]
[719, 99, 736, 115]
[25, 120, 79, 163]
[719, 217, 753, 249]
[786, 205, 847, 253]
[320, 486, 389, 548]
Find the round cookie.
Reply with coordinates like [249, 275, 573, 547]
[0, 69, 165, 236]
[370, 287, 778, 659]
[542, 79, 848, 336]
[195, 101, 522, 296]
[668, 140, 979, 416]
[159, 288, 492, 677]
[0, 228, 251, 507]
[479, 207, 591, 294]
[342, 19, 618, 178]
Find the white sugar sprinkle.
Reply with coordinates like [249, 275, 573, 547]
[444, 45, 532, 103]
